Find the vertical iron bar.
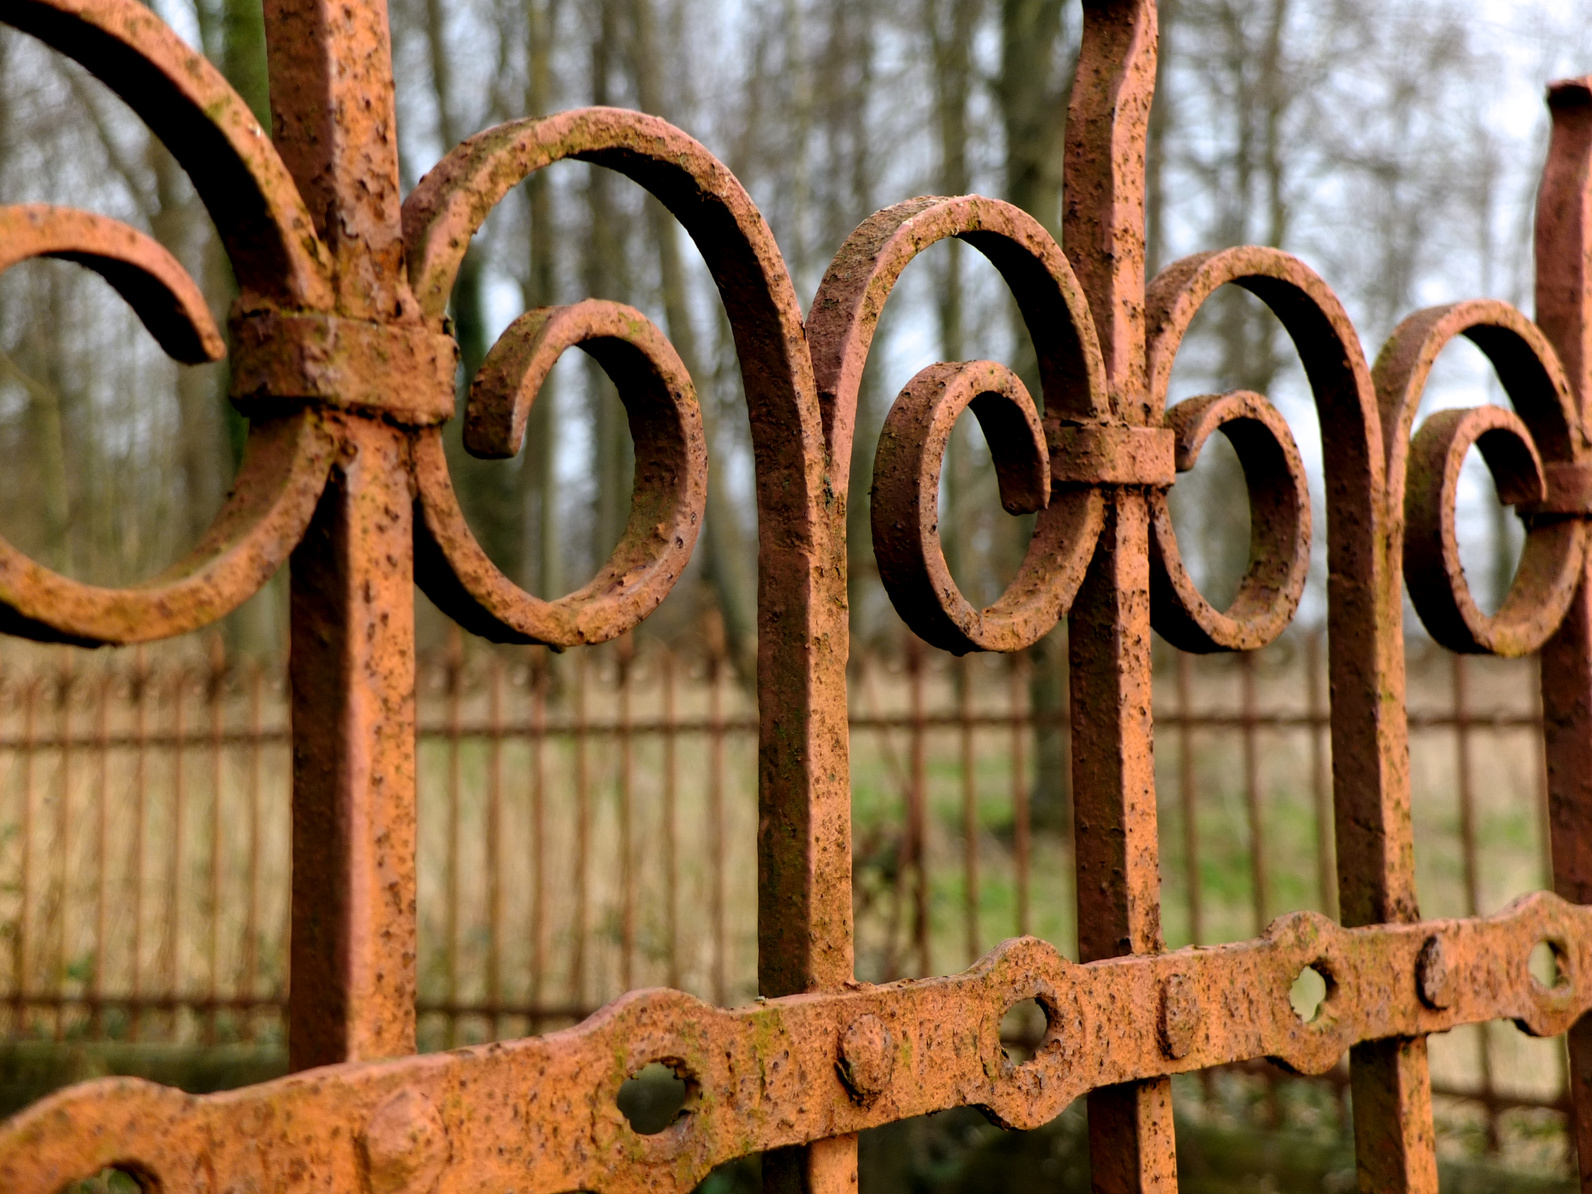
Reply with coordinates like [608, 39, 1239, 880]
[1535, 76, 1592, 1189]
[960, 655, 979, 965]
[1176, 652, 1200, 946]
[1308, 632, 1337, 921]
[662, 648, 680, 991]
[1243, 653, 1278, 1127]
[1451, 654, 1498, 1151]
[1177, 652, 1214, 1110]
[266, 0, 420, 1072]
[168, 667, 186, 1040]
[1069, 498, 1176, 1192]
[206, 639, 224, 1045]
[285, 422, 421, 1069]
[130, 652, 148, 1042]
[907, 639, 930, 975]
[487, 652, 504, 1039]
[708, 646, 727, 1007]
[16, 677, 35, 1035]
[243, 663, 263, 1042]
[1532, 652, 1566, 1118]
[445, 635, 462, 1048]
[1241, 651, 1267, 934]
[1064, 3, 1177, 1186]
[568, 651, 589, 1010]
[1534, 651, 1554, 892]
[92, 668, 109, 1037]
[1010, 652, 1030, 938]
[530, 649, 547, 1031]
[618, 636, 635, 991]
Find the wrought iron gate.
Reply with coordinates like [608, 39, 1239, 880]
[2, 0, 1592, 1191]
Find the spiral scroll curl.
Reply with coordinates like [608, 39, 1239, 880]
[1149, 389, 1312, 653]
[0, 0, 342, 646]
[1145, 246, 1392, 655]
[808, 195, 1114, 655]
[415, 298, 707, 647]
[1377, 299, 1590, 656]
[402, 107, 822, 648]
[870, 359, 1053, 653]
[1144, 256, 1591, 660]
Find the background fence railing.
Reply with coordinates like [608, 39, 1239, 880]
[0, 631, 1569, 1171]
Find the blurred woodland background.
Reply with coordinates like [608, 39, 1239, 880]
[0, 0, 1587, 668]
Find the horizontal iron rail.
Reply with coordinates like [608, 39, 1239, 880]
[0, 708, 1543, 750]
[5, 891, 1584, 1194]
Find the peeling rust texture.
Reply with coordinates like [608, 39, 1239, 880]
[3, 1, 1592, 1193]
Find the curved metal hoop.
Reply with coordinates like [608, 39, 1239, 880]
[1146, 246, 1387, 655]
[403, 106, 821, 647]
[10, 0, 332, 308]
[1149, 391, 1312, 653]
[808, 194, 1112, 654]
[0, 1, 343, 646]
[416, 300, 707, 646]
[1377, 300, 1590, 656]
[870, 360, 1053, 653]
[0, 205, 333, 646]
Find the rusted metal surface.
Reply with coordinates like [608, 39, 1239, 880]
[1539, 76, 1592, 1194]
[1, 0, 1592, 1189]
[8, 891, 1591, 1194]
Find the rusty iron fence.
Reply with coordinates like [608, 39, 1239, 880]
[0, 636, 1571, 1157]
[8, 1, 1592, 1192]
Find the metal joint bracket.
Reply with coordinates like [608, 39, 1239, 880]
[1048, 424, 1177, 487]
[229, 310, 459, 426]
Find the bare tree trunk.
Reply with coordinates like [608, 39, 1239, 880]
[998, 0, 1075, 833]
[519, 0, 564, 598]
[0, 38, 72, 576]
[999, 0, 1072, 237]
[587, 0, 631, 572]
[217, 0, 270, 125]
[806, 0, 883, 641]
[9, 300, 72, 575]
[630, 0, 756, 676]
[423, 0, 487, 380]
[418, 0, 523, 578]
[927, 0, 977, 587]
[147, 145, 229, 552]
[201, 0, 282, 653]
[1196, 0, 1290, 600]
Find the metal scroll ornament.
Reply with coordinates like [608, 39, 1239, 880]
[4, 1, 1592, 1193]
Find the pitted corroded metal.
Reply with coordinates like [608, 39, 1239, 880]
[6, 0, 332, 309]
[870, 359, 1055, 654]
[230, 310, 460, 425]
[7, 0, 1592, 1190]
[5, 893, 1589, 1194]
[1149, 390, 1312, 653]
[0, 2, 349, 651]
[416, 298, 707, 647]
[1144, 247, 1392, 660]
[400, 109, 809, 662]
[1047, 425, 1177, 486]
[0, 201, 335, 646]
[808, 194, 1113, 654]
[0, 204, 225, 364]
[1376, 299, 1591, 657]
